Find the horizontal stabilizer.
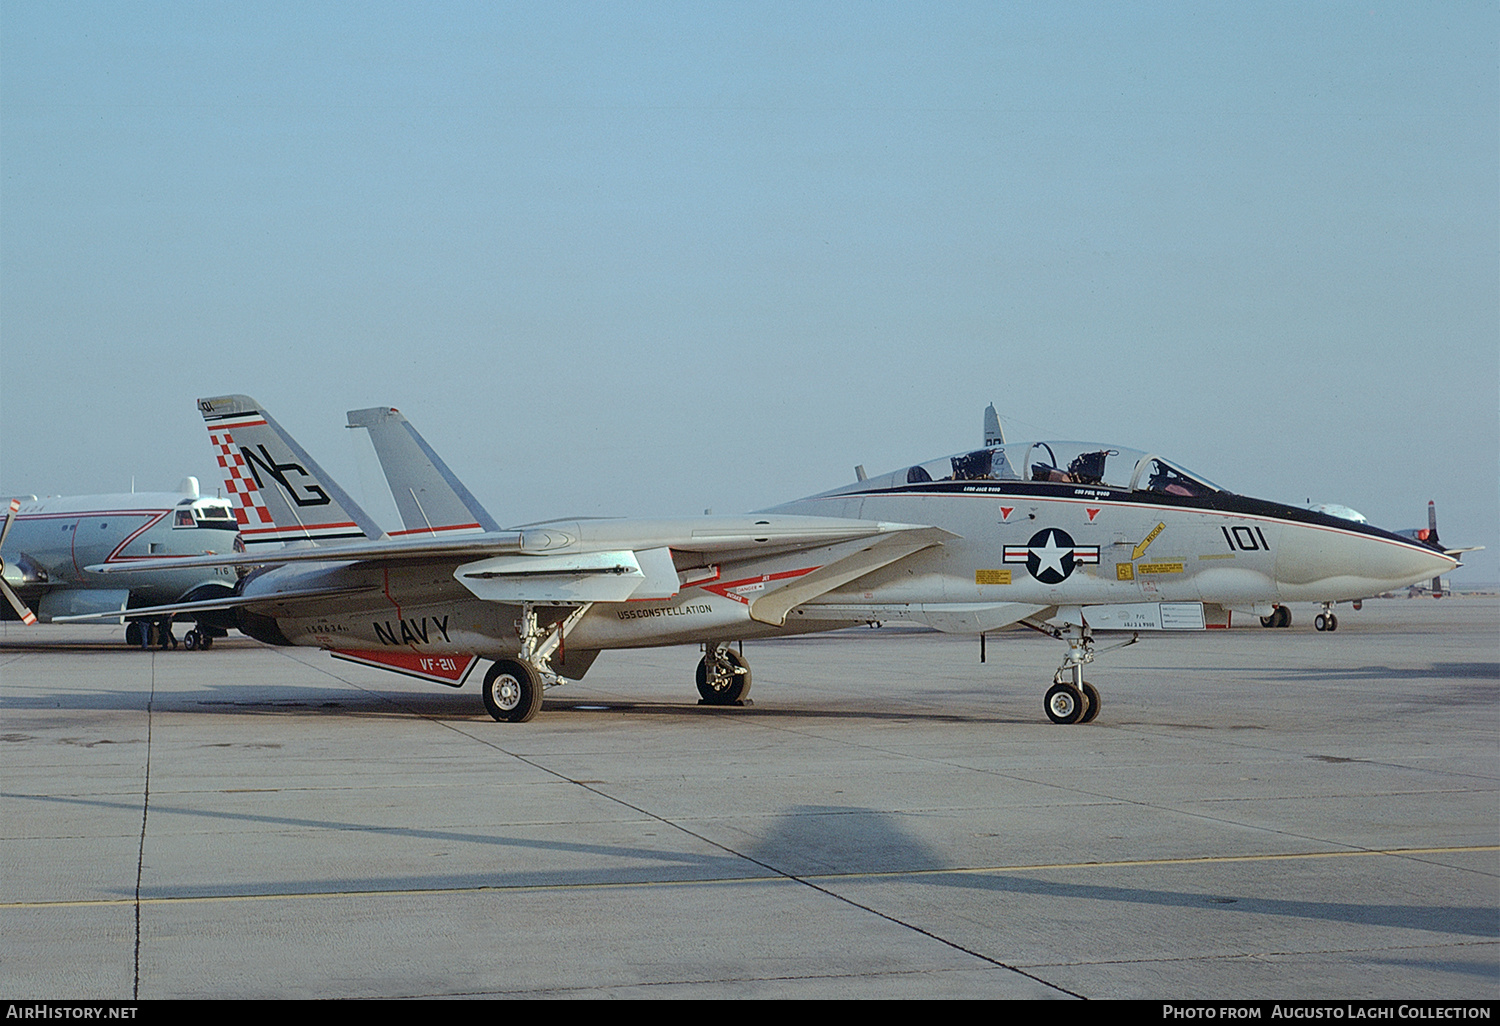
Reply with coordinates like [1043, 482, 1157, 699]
[87, 532, 529, 575]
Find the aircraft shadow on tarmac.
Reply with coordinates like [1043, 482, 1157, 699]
[1359, 954, 1499, 983]
[2, 666, 1493, 722]
[0, 683, 1027, 725]
[0, 637, 266, 654]
[919, 870, 1499, 941]
[1269, 661, 1499, 683]
[3, 788, 757, 892]
[7, 790, 1494, 946]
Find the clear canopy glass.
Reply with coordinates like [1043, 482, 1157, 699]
[900, 442, 1224, 497]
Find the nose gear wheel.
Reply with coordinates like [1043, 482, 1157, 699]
[1024, 612, 1137, 725]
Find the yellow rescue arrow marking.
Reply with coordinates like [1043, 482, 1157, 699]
[1132, 522, 1166, 560]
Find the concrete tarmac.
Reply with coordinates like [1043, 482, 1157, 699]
[2, 598, 1496, 999]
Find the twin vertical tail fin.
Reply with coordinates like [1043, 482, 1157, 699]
[346, 407, 500, 537]
[198, 395, 384, 548]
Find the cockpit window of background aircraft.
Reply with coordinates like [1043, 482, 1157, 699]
[173, 499, 237, 528]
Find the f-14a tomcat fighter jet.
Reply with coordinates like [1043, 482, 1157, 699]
[76, 395, 1459, 725]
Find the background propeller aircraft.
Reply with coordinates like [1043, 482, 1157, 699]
[1394, 501, 1484, 598]
[1, 479, 241, 648]
[75, 395, 1459, 724]
[1281, 500, 1484, 629]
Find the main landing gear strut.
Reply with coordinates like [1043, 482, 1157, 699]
[481, 603, 590, 723]
[1025, 616, 1138, 725]
[696, 642, 751, 705]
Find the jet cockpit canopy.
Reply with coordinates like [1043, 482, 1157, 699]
[900, 441, 1225, 498]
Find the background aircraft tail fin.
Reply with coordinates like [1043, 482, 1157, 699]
[198, 395, 384, 547]
[1427, 501, 1442, 595]
[346, 407, 501, 536]
[983, 403, 1005, 446]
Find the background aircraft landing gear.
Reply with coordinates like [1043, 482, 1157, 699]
[182, 629, 214, 651]
[697, 643, 751, 705]
[1314, 604, 1339, 632]
[482, 659, 543, 723]
[1260, 605, 1291, 629]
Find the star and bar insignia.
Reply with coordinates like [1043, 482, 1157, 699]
[1004, 528, 1100, 584]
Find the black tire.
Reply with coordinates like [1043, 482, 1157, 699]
[696, 648, 751, 705]
[1260, 614, 1275, 628]
[125, 622, 144, 647]
[1274, 606, 1292, 628]
[200, 633, 213, 650]
[1326, 614, 1338, 632]
[1080, 682, 1101, 724]
[481, 660, 543, 723]
[183, 630, 199, 651]
[1045, 682, 1086, 724]
[1315, 613, 1327, 632]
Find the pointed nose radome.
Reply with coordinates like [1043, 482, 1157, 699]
[1274, 523, 1458, 600]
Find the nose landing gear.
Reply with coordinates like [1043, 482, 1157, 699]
[1045, 680, 1101, 724]
[1029, 615, 1136, 724]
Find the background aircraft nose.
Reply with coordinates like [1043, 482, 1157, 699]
[1274, 522, 1458, 600]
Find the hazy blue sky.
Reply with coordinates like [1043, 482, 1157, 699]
[3, 2, 1496, 583]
